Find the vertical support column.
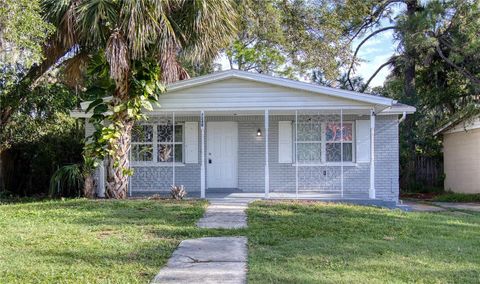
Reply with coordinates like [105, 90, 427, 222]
[369, 109, 376, 199]
[172, 112, 176, 186]
[295, 110, 298, 199]
[340, 109, 344, 198]
[128, 147, 131, 197]
[200, 111, 206, 198]
[264, 109, 270, 199]
[98, 160, 106, 198]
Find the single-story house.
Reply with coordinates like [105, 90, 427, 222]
[434, 115, 480, 194]
[72, 70, 415, 203]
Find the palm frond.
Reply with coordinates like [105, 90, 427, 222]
[176, 0, 238, 62]
[119, 0, 170, 60]
[42, 0, 80, 48]
[62, 51, 90, 88]
[76, 0, 119, 47]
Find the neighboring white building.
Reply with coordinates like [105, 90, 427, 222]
[72, 70, 415, 203]
[435, 115, 480, 194]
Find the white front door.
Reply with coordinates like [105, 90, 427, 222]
[207, 122, 238, 188]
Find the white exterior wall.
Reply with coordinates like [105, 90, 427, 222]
[443, 128, 480, 193]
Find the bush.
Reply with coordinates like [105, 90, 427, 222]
[49, 164, 83, 197]
[1, 115, 83, 197]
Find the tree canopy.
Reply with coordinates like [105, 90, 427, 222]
[226, 0, 351, 79]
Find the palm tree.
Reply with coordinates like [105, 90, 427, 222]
[42, 0, 237, 198]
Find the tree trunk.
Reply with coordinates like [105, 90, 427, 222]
[403, 0, 419, 100]
[106, 113, 133, 199]
[83, 173, 96, 198]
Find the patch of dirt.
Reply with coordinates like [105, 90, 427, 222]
[96, 228, 120, 239]
[400, 192, 441, 200]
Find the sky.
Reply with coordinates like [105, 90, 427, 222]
[351, 28, 397, 87]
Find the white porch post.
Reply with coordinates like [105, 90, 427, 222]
[200, 111, 206, 199]
[172, 112, 176, 186]
[295, 110, 298, 199]
[98, 160, 106, 198]
[369, 109, 376, 199]
[264, 109, 270, 199]
[340, 109, 344, 198]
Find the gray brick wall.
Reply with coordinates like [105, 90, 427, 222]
[374, 115, 399, 201]
[89, 113, 400, 202]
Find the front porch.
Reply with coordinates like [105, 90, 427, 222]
[127, 107, 382, 201]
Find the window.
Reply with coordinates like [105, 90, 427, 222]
[296, 122, 322, 163]
[296, 121, 354, 163]
[157, 124, 183, 163]
[325, 122, 353, 162]
[132, 123, 183, 163]
[131, 125, 153, 162]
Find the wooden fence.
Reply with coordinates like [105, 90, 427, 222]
[400, 155, 444, 191]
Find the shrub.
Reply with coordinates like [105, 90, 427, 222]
[49, 164, 83, 197]
[171, 185, 187, 200]
[1, 115, 83, 197]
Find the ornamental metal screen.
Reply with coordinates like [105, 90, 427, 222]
[129, 112, 177, 195]
[295, 110, 347, 194]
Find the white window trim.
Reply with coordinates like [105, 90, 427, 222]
[294, 121, 356, 165]
[131, 122, 185, 166]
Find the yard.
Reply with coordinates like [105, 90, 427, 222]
[247, 202, 480, 283]
[0, 199, 207, 283]
[1, 199, 479, 283]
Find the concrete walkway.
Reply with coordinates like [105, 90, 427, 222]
[403, 200, 480, 212]
[402, 201, 446, 212]
[152, 199, 251, 283]
[151, 237, 247, 284]
[196, 199, 251, 229]
[432, 202, 480, 212]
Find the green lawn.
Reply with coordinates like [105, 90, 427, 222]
[0, 199, 207, 283]
[246, 201, 480, 283]
[1, 199, 479, 283]
[433, 192, 480, 202]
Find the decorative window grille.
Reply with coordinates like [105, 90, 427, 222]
[131, 123, 183, 163]
[131, 125, 154, 162]
[157, 124, 183, 163]
[325, 122, 353, 162]
[295, 118, 354, 164]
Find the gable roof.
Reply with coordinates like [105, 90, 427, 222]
[76, 69, 415, 116]
[168, 69, 395, 107]
[434, 114, 480, 135]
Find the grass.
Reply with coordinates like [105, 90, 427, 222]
[246, 201, 480, 283]
[432, 192, 480, 202]
[0, 198, 208, 283]
[1, 199, 480, 283]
